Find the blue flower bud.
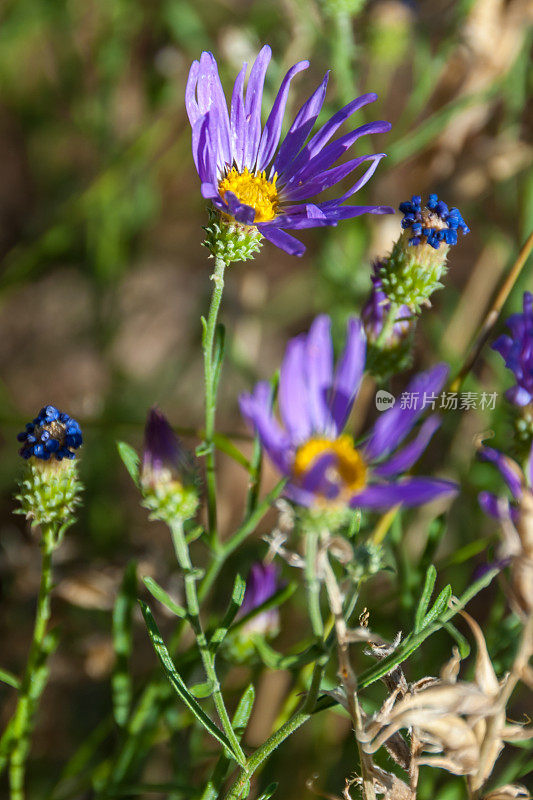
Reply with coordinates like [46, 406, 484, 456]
[380, 193, 469, 311]
[17, 406, 83, 463]
[15, 406, 83, 527]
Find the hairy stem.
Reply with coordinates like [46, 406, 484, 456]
[170, 520, 246, 766]
[8, 524, 57, 800]
[203, 255, 227, 542]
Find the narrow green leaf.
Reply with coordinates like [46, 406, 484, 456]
[414, 565, 437, 632]
[257, 783, 278, 800]
[0, 668, 20, 690]
[443, 622, 471, 659]
[422, 585, 452, 629]
[358, 567, 499, 689]
[212, 322, 226, 394]
[189, 681, 216, 699]
[139, 601, 237, 759]
[117, 441, 140, 487]
[232, 684, 255, 735]
[143, 577, 187, 618]
[112, 561, 137, 727]
[210, 574, 246, 652]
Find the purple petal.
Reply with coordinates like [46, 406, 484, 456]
[492, 333, 513, 361]
[185, 59, 201, 125]
[192, 117, 216, 184]
[259, 226, 306, 256]
[244, 45, 271, 170]
[299, 451, 340, 501]
[284, 93, 379, 178]
[373, 416, 441, 478]
[272, 72, 330, 178]
[350, 478, 458, 510]
[478, 446, 523, 500]
[196, 52, 232, 167]
[283, 154, 385, 203]
[230, 63, 247, 171]
[239, 382, 292, 473]
[312, 204, 395, 221]
[256, 60, 309, 172]
[305, 315, 335, 434]
[329, 318, 366, 433]
[505, 385, 533, 407]
[200, 181, 219, 199]
[285, 121, 391, 187]
[284, 482, 315, 507]
[224, 191, 256, 224]
[478, 490, 517, 522]
[279, 335, 313, 441]
[364, 363, 449, 462]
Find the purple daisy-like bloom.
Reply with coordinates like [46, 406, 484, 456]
[478, 443, 532, 523]
[185, 45, 394, 256]
[239, 315, 457, 510]
[492, 292, 533, 408]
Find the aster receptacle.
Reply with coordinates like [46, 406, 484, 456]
[492, 292, 533, 449]
[240, 315, 457, 516]
[141, 407, 199, 525]
[379, 194, 469, 312]
[15, 405, 83, 529]
[186, 45, 393, 260]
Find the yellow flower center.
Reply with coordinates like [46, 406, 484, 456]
[293, 434, 367, 496]
[218, 167, 279, 223]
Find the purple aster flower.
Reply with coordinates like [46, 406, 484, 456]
[238, 562, 280, 637]
[239, 315, 457, 510]
[492, 292, 533, 409]
[17, 405, 83, 462]
[142, 407, 195, 491]
[185, 45, 394, 256]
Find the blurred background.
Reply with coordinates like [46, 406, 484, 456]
[0, 0, 532, 797]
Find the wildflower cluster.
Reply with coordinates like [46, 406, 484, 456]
[5, 40, 532, 800]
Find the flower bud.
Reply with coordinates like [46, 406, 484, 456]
[362, 261, 415, 379]
[141, 407, 199, 524]
[379, 194, 469, 312]
[15, 405, 83, 528]
[203, 207, 263, 265]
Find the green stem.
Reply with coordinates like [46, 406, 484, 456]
[170, 521, 246, 766]
[96, 482, 287, 792]
[305, 530, 323, 638]
[8, 524, 57, 800]
[374, 302, 399, 350]
[203, 255, 227, 542]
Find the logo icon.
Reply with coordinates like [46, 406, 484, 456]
[375, 390, 395, 412]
